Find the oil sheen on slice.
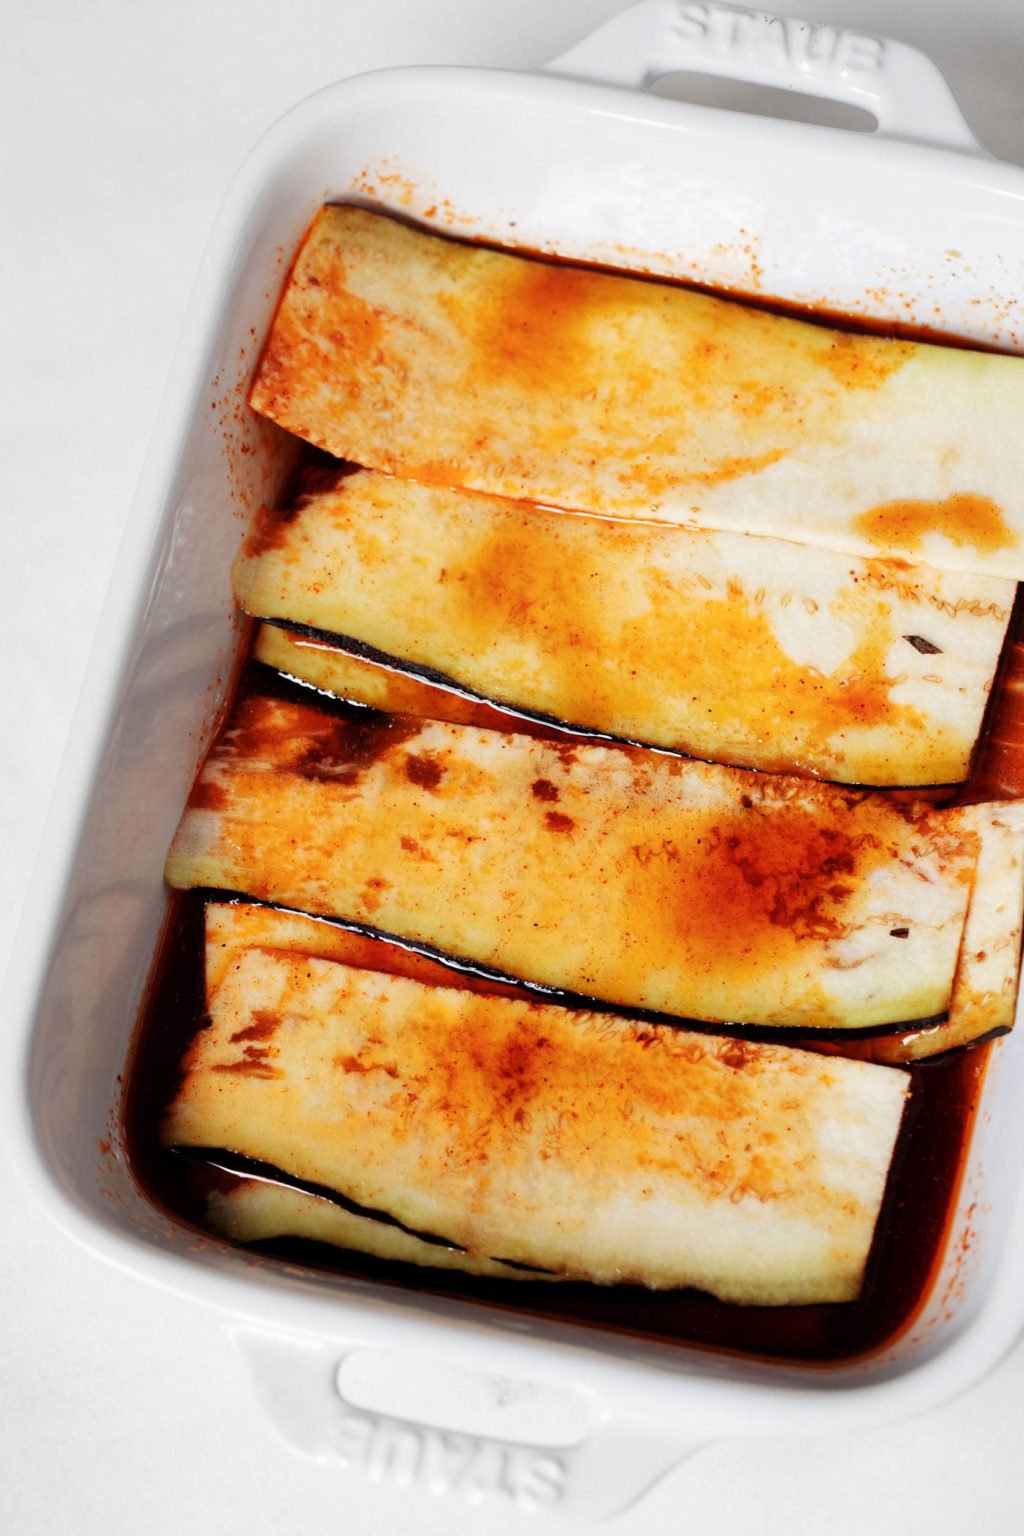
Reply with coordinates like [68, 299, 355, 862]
[163, 908, 910, 1305]
[234, 466, 1014, 785]
[164, 692, 998, 1031]
[249, 205, 1024, 580]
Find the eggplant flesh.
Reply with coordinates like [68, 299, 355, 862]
[165, 936, 909, 1305]
[165, 693, 988, 1031]
[249, 205, 1024, 581]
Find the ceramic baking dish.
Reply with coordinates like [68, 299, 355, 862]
[7, 0, 1024, 1520]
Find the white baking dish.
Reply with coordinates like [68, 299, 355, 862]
[7, 0, 1024, 1520]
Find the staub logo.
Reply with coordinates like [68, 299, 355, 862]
[332, 1407, 568, 1511]
[671, 1, 885, 76]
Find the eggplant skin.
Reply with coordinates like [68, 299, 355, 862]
[249, 204, 1024, 580]
[166, 944, 910, 1306]
[165, 693, 982, 1030]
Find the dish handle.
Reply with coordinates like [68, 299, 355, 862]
[545, 0, 984, 154]
[233, 1328, 704, 1521]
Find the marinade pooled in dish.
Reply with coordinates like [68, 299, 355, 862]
[129, 206, 1024, 1353]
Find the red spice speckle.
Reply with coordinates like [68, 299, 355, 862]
[531, 778, 560, 802]
[544, 810, 575, 834]
[404, 753, 446, 790]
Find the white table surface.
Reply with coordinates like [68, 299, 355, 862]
[4, 1, 1024, 1530]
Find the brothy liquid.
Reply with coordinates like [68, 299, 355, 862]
[125, 617, 1016, 1364]
[127, 243, 1024, 1356]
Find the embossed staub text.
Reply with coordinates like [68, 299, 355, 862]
[332, 1407, 567, 1511]
[671, 1, 885, 77]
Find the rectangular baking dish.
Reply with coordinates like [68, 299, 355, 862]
[8, 0, 1024, 1520]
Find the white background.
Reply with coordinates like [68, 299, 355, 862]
[4, 1, 1024, 1531]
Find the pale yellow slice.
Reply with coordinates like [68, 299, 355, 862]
[250, 205, 1024, 580]
[165, 694, 986, 1030]
[236, 468, 1014, 784]
[254, 626, 535, 734]
[207, 1182, 540, 1280]
[861, 803, 1024, 1061]
[207, 901, 1018, 1071]
[945, 802, 1024, 1046]
[165, 944, 909, 1304]
[204, 899, 530, 1007]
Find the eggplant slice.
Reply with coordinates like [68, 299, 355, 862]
[206, 896, 1019, 1071]
[249, 205, 1024, 580]
[205, 899, 532, 1008]
[165, 935, 909, 1305]
[253, 624, 558, 738]
[165, 693, 994, 1031]
[207, 1182, 539, 1281]
[945, 803, 1024, 1046]
[235, 467, 1014, 785]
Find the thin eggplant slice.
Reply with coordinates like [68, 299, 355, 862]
[206, 1180, 539, 1280]
[207, 901, 998, 1065]
[165, 694, 987, 1030]
[863, 804, 1024, 1062]
[165, 943, 909, 1304]
[205, 899, 531, 1007]
[253, 625, 556, 738]
[235, 467, 1014, 784]
[945, 803, 1024, 1045]
[249, 205, 1024, 580]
